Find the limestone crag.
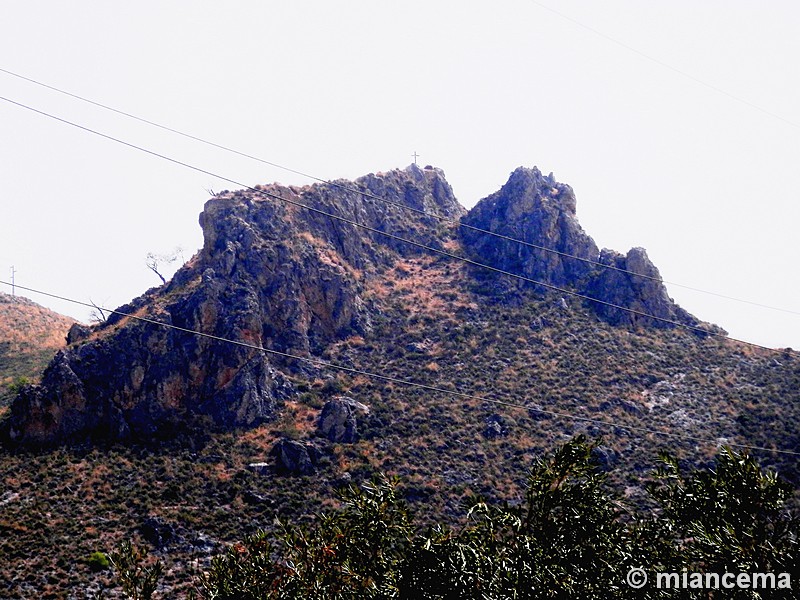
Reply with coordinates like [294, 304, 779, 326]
[461, 167, 599, 288]
[460, 167, 697, 328]
[1, 164, 706, 447]
[0, 166, 464, 447]
[586, 247, 694, 328]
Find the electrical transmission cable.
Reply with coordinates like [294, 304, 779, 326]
[0, 94, 784, 354]
[528, 1, 800, 132]
[2, 66, 798, 317]
[1, 279, 797, 458]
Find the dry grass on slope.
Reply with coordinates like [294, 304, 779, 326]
[0, 292, 76, 404]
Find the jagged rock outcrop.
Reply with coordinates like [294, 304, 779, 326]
[461, 166, 696, 328]
[586, 247, 695, 328]
[0, 163, 706, 448]
[460, 167, 599, 288]
[0, 165, 464, 447]
[194, 164, 464, 354]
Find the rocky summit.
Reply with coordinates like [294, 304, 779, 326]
[0, 165, 729, 447]
[461, 167, 700, 328]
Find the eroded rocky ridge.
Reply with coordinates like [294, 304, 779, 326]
[462, 167, 699, 328]
[0, 164, 700, 447]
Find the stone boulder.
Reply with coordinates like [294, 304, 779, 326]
[482, 413, 508, 439]
[591, 445, 618, 471]
[318, 396, 370, 443]
[140, 517, 177, 548]
[66, 323, 92, 345]
[246, 462, 270, 476]
[270, 439, 320, 475]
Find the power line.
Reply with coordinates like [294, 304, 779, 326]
[1, 279, 797, 458]
[0, 94, 784, 353]
[528, 0, 800, 131]
[2, 66, 798, 317]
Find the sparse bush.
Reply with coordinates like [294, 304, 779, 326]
[8, 376, 31, 394]
[85, 550, 110, 572]
[321, 378, 345, 397]
[645, 447, 798, 578]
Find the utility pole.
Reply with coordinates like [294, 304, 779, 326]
[10, 266, 15, 296]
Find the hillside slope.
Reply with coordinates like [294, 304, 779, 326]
[0, 292, 75, 407]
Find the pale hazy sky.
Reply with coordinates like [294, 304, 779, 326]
[1, 2, 798, 349]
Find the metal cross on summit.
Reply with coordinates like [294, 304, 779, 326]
[412, 151, 419, 165]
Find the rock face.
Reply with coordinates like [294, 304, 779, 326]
[0, 164, 701, 448]
[461, 167, 599, 288]
[586, 247, 694, 328]
[461, 167, 696, 328]
[318, 396, 370, 443]
[0, 165, 463, 447]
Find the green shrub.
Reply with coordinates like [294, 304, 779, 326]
[8, 376, 32, 394]
[85, 551, 110, 572]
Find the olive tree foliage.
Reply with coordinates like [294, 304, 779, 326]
[108, 541, 163, 600]
[110, 437, 798, 599]
[400, 436, 634, 599]
[193, 437, 640, 599]
[643, 448, 798, 593]
[198, 473, 414, 600]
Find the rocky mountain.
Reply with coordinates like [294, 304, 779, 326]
[2, 164, 798, 598]
[0, 292, 75, 407]
[0, 164, 711, 447]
